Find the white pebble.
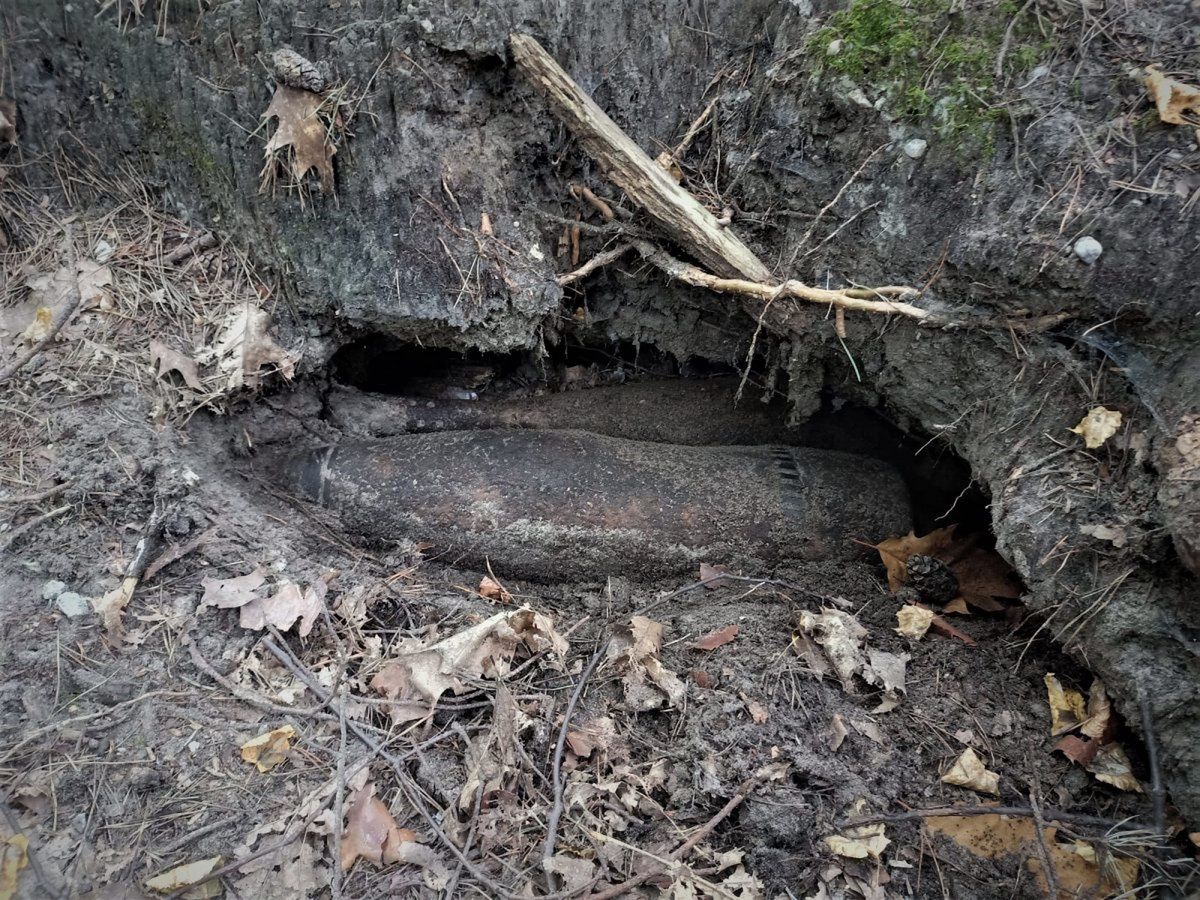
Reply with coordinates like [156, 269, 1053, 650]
[42, 580, 67, 600]
[903, 138, 928, 160]
[826, 39, 844, 56]
[1074, 235, 1103, 264]
[56, 592, 91, 618]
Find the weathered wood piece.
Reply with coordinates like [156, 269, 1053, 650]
[510, 33, 773, 282]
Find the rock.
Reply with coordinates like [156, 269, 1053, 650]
[41, 579, 67, 600]
[1074, 235, 1103, 264]
[902, 138, 929, 160]
[55, 592, 91, 618]
[826, 38, 844, 56]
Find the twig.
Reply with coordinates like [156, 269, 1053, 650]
[589, 771, 770, 900]
[0, 480, 73, 507]
[163, 232, 217, 265]
[634, 241, 930, 321]
[1138, 676, 1166, 841]
[995, 0, 1036, 79]
[787, 144, 886, 270]
[557, 243, 633, 286]
[568, 183, 615, 221]
[0, 505, 70, 552]
[186, 641, 335, 722]
[0, 228, 80, 385]
[1028, 789, 1059, 900]
[156, 813, 243, 856]
[543, 645, 605, 889]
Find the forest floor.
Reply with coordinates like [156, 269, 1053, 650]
[1, 154, 1195, 899]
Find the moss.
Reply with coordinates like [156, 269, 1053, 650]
[130, 97, 224, 184]
[808, 0, 1051, 154]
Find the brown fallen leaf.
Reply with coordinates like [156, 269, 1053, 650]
[607, 615, 685, 711]
[478, 574, 513, 603]
[240, 725, 295, 773]
[1081, 678, 1115, 741]
[1045, 673, 1088, 736]
[145, 856, 223, 896]
[200, 567, 267, 609]
[826, 804, 889, 860]
[895, 604, 934, 639]
[199, 303, 298, 391]
[542, 855, 596, 893]
[699, 561, 733, 589]
[740, 692, 769, 724]
[341, 783, 419, 871]
[565, 716, 619, 760]
[1145, 65, 1200, 125]
[694, 623, 739, 651]
[18, 306, 54, 343]
[1070, 407, 1122, 449]
[875, 526, 1020, 612]
[261, 84, 336, 193]
[238, 576, 329, 637]
[150, 339, 204, 391]
[1088, 742, 1142, 793]
[829, 713, 849, 752]
[874, 528, 958, 592]
[1054, 734, 1100, 767]
[941, 747, 999, 795]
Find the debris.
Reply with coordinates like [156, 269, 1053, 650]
[1085, 742, 1142, 793]
[830, 714, 849, 751]
[895, 604, 934, 639]
[478, 574, 513, 603]
[1144, 65, 1200, 126]
[1070, 407, 1122, 449]
[0, 835, 28, 900]
[1073, 235, 1103, 265]
[740, 692, 770, 724]
[91, 576, 141, 636]
[200, 568, 267, 610]
[694, 623, 739, 651]
[18, 307, 54, 344]
[902, 138, 928, 159]
[795, 608, 907, 704]
[566, 716, 620, 760]
[941, 748, 1000, 795]
[1044, 673, 1088, 736]
[200, 569, 331, 637]
[199, 303, 298, 391]
[260, 85, 336, 193]
[150, 339, 204, 391]
[371, 606, 567, 722]
[341, 783, 419, 870]
[40, 580, 66, 600]
[145, 857, 223, 896]
[270, 47, 328, 93]
[699, 561, 733, 588]
[1079, 522, 1127, 548]
[239, 725, 295, 773]
[542, 855, 595, 893]
[607, 615, 686, 711]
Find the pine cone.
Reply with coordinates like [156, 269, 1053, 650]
[906, 554, 958, 605]
[271, 48, 329, 93]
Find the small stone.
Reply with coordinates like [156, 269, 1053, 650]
[42, 580, 67, 601]
[1074, 235, 1103, 264]
[990, 711, 1014, 737]
[56, 592, 91, 618]
[826, 38, 844, 56]
[902, 138, 928, 160]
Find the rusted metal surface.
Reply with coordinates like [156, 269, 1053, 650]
[288, 429, 911, 581]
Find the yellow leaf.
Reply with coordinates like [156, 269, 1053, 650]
[18, 307, 54, 344]
[895, 604, 934, 639]
[1070, 407, 1122, 449]
[0, 834, 29, 900]
[145, 857, 223, 895]
[825, 824, 889, 860]
[1045, 673, 1088, 736]
[239, 725, 295, 773]
[941, 747, 999, 795]
[873, 527, 957, 592]
[1088, 743, 1142, 793]
[1145, 65, 1200, 126]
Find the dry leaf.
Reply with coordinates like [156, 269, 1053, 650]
[478, 575, 512, 603]
[740, 692, 770, 724]
[1045, 673, 1088, 736]
[699, 561, 733, 589]
[829, 713, 849, 752]
[91, 575, 140, 636]
[18, 306, 54, 343]
[76, 259, 113, 309]
[1054, 734, 1099, 767]
[941, 597, 970, 614]
[694, 623, 739, 651]
[0, 99, 16, 146]
[1088, 742, 1142, 793]
[796, 609, 906, 704]
[261, 85, 336, 193]
[372, 606, 567, 722]
[1070, 407, 1122, 449]
[238, 577, 329, 637]
[239, 725, 295, 773]
[566, 716, 619, 760]
[145, 857, 223, 895]
[941, 747, 999, 795]
[875, 526, 1020, 611]
[341, 783, 419, 870]
[607, 615, 685, 710]
[0, 834, 28, 900]
[200, 568, 267, 609]
[150, 339, 204, 391]
[1082, 678, 1114, 740]
[200, 303, 297, 391]
[1145, 66, 1200, 125]
[873, 528, 957, 592]
[826, 823, 889, 860]
[1079, 522, 1128, 549]
[542, 855, 596, 893]
[895, 604, 934, 639]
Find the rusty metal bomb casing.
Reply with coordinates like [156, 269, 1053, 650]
[288, 429, 912, 581]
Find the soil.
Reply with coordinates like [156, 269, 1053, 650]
[3, 0, 1200, 896]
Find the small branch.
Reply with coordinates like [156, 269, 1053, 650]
[0, 229, 80, 385]
[1138, 676, 1167, 842]
[634, 241, 930, 321]
[164, 232, 217, 266]
[556, 244, 633, 286]
[568, 183, 614, 221]
[0, 505, 70, 552]
[542, 645, 605, 889]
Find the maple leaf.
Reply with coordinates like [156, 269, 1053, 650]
[260, 85, 336, 194]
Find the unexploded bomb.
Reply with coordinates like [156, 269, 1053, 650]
[287, 429, 912, 581]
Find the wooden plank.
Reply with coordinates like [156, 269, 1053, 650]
[510, 33, 774, 283]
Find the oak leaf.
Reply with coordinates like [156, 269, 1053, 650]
[261, 85, 336, 193]
[150, 339, 204, 391]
